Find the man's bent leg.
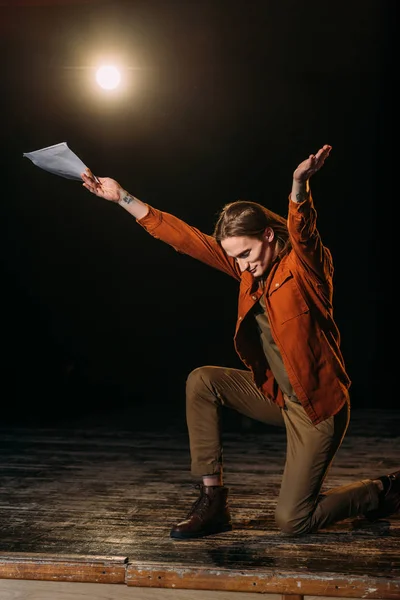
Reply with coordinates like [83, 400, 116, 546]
[170, 366, 284, 540]
[275, 399, 380, 535]
[186, 366, 284, 477]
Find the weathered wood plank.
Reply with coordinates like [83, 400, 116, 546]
[125, 563, 400, 598]
[0, 553, 127, 583]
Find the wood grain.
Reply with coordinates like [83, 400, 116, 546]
[0, 408, 398, 599]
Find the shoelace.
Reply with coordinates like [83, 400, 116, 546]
[186, 484, 211, 519]
[384, 472, 398, 496]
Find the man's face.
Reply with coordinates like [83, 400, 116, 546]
[221, 228, 275, 278]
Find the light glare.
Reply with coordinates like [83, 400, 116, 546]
[96, 65, 121, 90]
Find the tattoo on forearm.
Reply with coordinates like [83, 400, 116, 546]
[121, 192, 135, 204]
[295, 191, 308, 203]
[295, 184, 310, 203]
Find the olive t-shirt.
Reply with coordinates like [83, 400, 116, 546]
[253, 291, 300, 403]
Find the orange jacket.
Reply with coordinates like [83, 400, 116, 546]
[137, 194, 351, 425]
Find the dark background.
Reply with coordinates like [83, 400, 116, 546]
[1, 0, 396, 426]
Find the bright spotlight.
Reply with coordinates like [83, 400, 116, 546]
[96, 65, 121, 90]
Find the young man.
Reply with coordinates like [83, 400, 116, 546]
[82, 145, 399, 539]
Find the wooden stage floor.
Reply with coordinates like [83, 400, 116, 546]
[0, 408, 399, 599]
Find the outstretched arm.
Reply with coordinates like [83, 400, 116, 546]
[81, 167, 240, 279]
[290, 144, 332, 203]
[81, 169, 149, 220]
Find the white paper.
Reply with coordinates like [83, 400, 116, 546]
[23, 142, 90, 181]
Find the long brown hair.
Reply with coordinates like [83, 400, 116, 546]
[213, 200, 291, 259]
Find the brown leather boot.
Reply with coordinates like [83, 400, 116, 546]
[170, 484, 232, 539]
[365, 470, 400, 521]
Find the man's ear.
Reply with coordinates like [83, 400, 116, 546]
[264, 227, 274, 242]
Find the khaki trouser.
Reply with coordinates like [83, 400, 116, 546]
[186, 366, 380, 535]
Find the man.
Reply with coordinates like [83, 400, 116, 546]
[82, 144, 399, 539]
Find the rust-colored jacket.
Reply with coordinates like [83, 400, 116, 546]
[137, 194, 351, 425]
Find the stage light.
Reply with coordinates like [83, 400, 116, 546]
[95, 65, 121, 90]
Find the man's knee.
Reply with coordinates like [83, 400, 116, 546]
[186, 366, 217, 397]
[274, 505, 313, 536]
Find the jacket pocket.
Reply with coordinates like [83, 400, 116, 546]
[268, 271, 309, 325]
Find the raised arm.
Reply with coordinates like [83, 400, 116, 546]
[290, 144, 332, 203]
[81, 169, 149, 220]
[287, 144, 334, 284]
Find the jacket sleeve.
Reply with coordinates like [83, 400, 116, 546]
[287, 194, 334, 283]
[137, 205, 241, 281]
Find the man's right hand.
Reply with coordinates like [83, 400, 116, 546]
[81, 169, 122, 203]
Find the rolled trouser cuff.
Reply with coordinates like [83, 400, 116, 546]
[191, 459, 222, 477]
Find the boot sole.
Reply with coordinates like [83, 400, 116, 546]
[170, 524, 233, 540]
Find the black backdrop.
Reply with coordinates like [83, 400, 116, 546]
[1, 0, 396, 424]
